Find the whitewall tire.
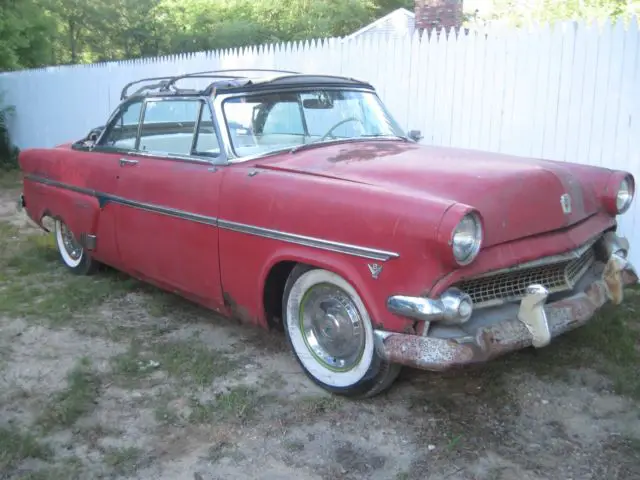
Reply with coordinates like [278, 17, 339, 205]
[54, 219, 98, 275]
[283, 265, 401, 398]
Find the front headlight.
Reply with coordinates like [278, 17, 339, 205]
[451, 212, 483, 266]
[616, 177, 634, 214]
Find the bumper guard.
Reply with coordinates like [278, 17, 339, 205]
[374, 249, 638, 371]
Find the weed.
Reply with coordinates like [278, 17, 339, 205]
[109, 341, 151, 384]
[37, 358, 102, 431]
[522, 288, 640, 399]
[15, 457, 84, 480]
[154, 404, 183, 426]
[103, 446, 143, 476]
[144, 288, 208, 319]
[296, 395, 344, 416]
[112, 337, 237, 388]
[0, 425, 52, 472]
[190, 386, 261, 424]
[206, 441, 240, 463]
[0, 168, 21, 189]
[0, 225, 144, 326]
[152, 340, 238, 386]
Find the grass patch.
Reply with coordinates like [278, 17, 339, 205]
[513, 286, 640, 399]
[103, 446, 143, 476]
[0, 225, 143, 325]
[15, 458, 84, 480]
[1, 226, 59, 275]
[0, 342, 12, 371]
[152, 340, 238, 386]
[111, 338, 238, 387]
[37, 358, 102, 432]
[567, 289, 640, 398]
[465, 285, 640, 402]
[0, 169, 21, 189]
[154, 403, 183, 426]
[0, 425, 53, 472]
[295, 395, 344, 416]
[624, 435, 640, 454]
[144, 289, 209, 318]
[190, 386, 261, 424]
[109, 341, 155, 385]
[206, 440, 243, 463]
[259, 371, 287, 390]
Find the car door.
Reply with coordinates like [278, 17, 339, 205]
[110, 97, 226, 309]
[80, 99, 142, 267]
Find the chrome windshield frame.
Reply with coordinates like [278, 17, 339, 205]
[211, 86, 407, 164]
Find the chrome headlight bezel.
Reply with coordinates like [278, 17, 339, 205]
[451, 211, 483, 266]
[616, 176, 634, 214]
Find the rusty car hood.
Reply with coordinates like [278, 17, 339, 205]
[256, 140, 603, 247]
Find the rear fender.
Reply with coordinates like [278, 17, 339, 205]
[29, 185, 100, 244]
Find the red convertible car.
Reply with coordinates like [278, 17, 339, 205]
[18, 70, 638, 397]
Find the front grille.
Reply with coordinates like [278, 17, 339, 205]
[454, 239, 598, 308]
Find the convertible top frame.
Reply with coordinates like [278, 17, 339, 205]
[119, 69, 373, 100]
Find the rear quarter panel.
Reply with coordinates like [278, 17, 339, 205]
[19, 146, 119, 265]
[217, 162, 454, 333]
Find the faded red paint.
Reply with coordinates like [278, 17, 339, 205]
[18, 134, 635, 336]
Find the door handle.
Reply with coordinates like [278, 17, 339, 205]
[119, 158, 139, 167]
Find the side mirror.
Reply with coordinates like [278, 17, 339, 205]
[83, 126, 104, 146]
[408, 130, 423, 142]
[88, 128, 102, 142]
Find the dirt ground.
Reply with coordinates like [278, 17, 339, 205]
[1, 176, 639, 480]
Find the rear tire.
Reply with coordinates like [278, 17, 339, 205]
[282, 265, 400, 398]
[54, 218, 99, 275]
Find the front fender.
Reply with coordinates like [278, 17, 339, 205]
[257, 246, 416, 333]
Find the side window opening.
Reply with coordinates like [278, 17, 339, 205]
[98, 101, 143, 149]
[138, 100, 199, 156]
[193, 104, 221, 157]
[138, 99, 220, 158]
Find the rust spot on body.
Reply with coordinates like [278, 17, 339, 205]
[327, 142, 417, 163]
[376, 259, 638, 372]
[223, 292, 255, 325]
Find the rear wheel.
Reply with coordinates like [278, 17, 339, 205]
[54, 219, 99, 275]
[283, 265, 401, 398]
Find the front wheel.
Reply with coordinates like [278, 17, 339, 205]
[54, 218, 99, 275]
[282, 266, 401, 398]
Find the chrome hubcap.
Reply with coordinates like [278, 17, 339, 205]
[60, 223, 82, 260]
[299, 283, 365, 371]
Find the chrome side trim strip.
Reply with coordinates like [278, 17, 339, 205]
[23, 174, 399, 262]
[218, 219, 399, 262]
[24, 174, 218, 226]
[105, 193, 218, 226]
[25, 174, 97, 197]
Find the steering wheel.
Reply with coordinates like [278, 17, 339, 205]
[320, 117, 365, 141]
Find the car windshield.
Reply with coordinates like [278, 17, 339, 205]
[221, 89, 406, 158]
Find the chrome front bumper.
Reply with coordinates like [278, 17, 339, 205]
[375, 244, 638, 371]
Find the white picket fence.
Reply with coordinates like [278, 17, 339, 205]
[1, 20, 639, 266]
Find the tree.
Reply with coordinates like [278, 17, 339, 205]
[471, 0, 639, 28]
[0, 0, 56, 70]
[0, 0, 424, 70]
